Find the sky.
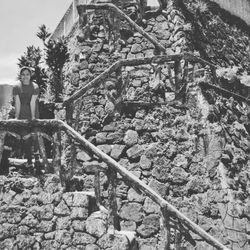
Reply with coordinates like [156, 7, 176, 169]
[0, 0, 72, 84]
[0, 0, 158, 84]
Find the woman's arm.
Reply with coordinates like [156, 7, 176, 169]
[30, 95, 38, 119]
[14, 95, 21, 119]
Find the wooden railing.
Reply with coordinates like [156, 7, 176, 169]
[75, 1, 166, 52]
[0, 119, 229, 250]
[63, 52, 217, 107]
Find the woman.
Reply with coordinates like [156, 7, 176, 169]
[13, 67, 39, 167]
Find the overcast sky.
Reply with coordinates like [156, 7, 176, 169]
[0, 0, 72, 84]
[0, 0, 158, 84]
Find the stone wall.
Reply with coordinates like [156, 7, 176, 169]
[60, 0, 250, 249]
[0, 174, 135, 250]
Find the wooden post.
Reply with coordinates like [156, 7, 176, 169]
[161, 205, 171, 250]
[0, 131, 6, 165]
[107, 168, 120, 231]
[37, 132, 49, 173]
[94, 171, 101, 207]
[52, 130, 62, 176]
[174, 60, 182, 92]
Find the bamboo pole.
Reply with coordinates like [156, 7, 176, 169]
[76, 2, 166, 52]
[58, 120, 229, 250]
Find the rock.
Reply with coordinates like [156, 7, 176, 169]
[107, 132, 124, 144]
[72, 220, 86, 232]
[55, 230, 72, 245]
[70, 207, 89, 219]
[132, 118, 144, 131]
[56, 216, 71, 230]
[143, 197, 160, 214]
[72, 232, 96, 246]
[97, 144, 112, 155]
[126, 144, 145, 160]
[172, 154, 189, 169]
[40, 204, 54, 220]
[97, 233, 130, 250]
[16, 235, 36, 249]
[137, 214, 160, 237]
[43, 175, 62, 194]
[76, 151, 92, 162]
[139, 155, 152, 170]
[86, 244, 100, 250]
[170, 167, 189, 184]
[103, 122, 117, 132]
[128, 188, 145, 203]
[119, 202, 143, 222]
[96, 132, 108, 144]
[21, 214, 39, 228]
[187, 177, 209, 194]
[149, 179, 169, 197]
[36, 220, 55, 233]
[86, 211, 108, 237]
[120, 220, 137, 231]
[152, 164, 170, 182]
[111, 145, 126, 160]
[54, 200, 70, 216]
[72, 192, 89, 207]
[124, 130, 138, 147]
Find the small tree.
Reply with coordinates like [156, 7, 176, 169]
[18, 24, 69, 102]
[44, 38, 69, 102]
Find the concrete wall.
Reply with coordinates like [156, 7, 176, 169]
[213, 0, 250, 25]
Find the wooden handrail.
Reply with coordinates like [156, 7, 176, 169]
[75, 1, 166, 52]
[63, 53, 216, 106]
[0, 119, 229, 249]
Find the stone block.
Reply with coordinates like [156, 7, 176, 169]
[70, 207, 89, 219]
[143, 197, 160, 214]
[72, 220, 86, 232]
[97, 233, 130, 250]
[56, 216, 71, 230]
[149, 179, 169, 197]
[119, 202, 143, 222]
[137, 214, 160, 237]
[55, 200, 70, 216]
[72, 232, 96, 246]
[86, 211, 108, 238]
[97, 144, 112, 155]
[126, 144, 145, 160]
[124, 130, 138, 147]
[72, 192, 89, 207]
[111, 145, 126, 160]
[76, 151, 92, 162]
[128, 188, 145, 203]
[139, 155, 152, 170]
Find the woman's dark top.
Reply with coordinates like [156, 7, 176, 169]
[13, 82, 39, 119]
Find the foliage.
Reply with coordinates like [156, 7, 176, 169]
[18, 25, 69, 102]
[44, 38, 69, 102]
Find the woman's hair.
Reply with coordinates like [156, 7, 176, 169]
[20, 66, 32, 76]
